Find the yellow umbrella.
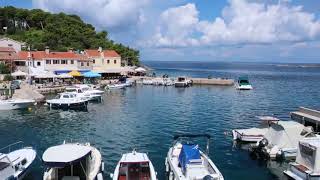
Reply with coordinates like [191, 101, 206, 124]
[68, 70, 82, 77]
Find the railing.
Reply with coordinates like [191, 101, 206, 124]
[0, 141, 24, 153]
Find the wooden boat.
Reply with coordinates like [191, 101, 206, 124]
[165, 134, 224, 180]
[111, 150, 157, 180]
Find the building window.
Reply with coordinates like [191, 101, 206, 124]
[107, 60, 110, 64]
[61, 60, 67, 64]
[53, 60, 59, 64]
[8, 44, 13, 47]
[93, 60, 95, 64]
[114, 60, 116, 64]
[81, 62, 84, 66]
[71, 60, 74, 64]
[37, 62, 41, 66]
[46, 60, 51, 64]
[87, 62, 89, 66]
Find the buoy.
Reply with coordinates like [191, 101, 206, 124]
[28, 107, 32, 111]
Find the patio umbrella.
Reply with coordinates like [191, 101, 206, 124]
[83, 71, 101, 78]
[57, 73, 73, 78]
[68, 70, 82, 77]
[11, 70, 27, 77]
[135, 67, 147, 72]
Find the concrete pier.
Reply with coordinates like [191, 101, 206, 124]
[12, 84, 45, 102]
[191, 78, 234, 86]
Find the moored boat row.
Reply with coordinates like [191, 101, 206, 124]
[1, 134, 225, 180]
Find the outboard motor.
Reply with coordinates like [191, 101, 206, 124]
[249, 138, 269, 160]
[259, 138, 268, 148]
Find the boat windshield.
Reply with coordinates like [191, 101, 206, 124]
[66, 89, 76, 92]
[178, 77, 186, 82]
[239, 80, 249, 85]
[118, 162, 150, 180]
[0, 156, 11, 171]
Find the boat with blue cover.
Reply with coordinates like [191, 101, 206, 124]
[165, 134, 224, 180]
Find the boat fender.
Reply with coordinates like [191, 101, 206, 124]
[97, 173, 103, 180]
[101, 161, 104, 172]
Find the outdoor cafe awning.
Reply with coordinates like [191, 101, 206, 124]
[68, 70, 82, 77]
[11, 70, 27, 77]
[83, 71, 101, 78]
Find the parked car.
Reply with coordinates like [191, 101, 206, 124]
[10, 80, 21, 89]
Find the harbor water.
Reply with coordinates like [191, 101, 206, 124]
[0, 62, 320, 180]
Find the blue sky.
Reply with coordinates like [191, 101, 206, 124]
[1, 0, 320, 63]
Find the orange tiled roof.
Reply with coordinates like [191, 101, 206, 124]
[103, 50, 120, 57]
[18, 51, 90, 61]
[85, 49, 101, 57]
[0, 54, 19, 60]
[0, 47, 16, 52]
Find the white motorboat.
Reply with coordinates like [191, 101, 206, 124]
[0, 141, 36, 180]
[46, 92, 89, 109]
[65, 87, 102, 101]
[105, 83, 127, 90]
[111, 149, 157, 180]
[0, 99, 35, 110]
[236, 76, 253, 90]
[142, 79, 154, 85]
[283, 137, 320, 180]
[165, 134, 224, 180]
[74, 84, 104, 95]
[43, 141, 104, 180]
[174, 77, 192, 87]
[232, 116, 280, 143]
[250, 121, 316, 160]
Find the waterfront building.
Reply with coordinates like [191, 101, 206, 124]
[0, 47, 19, 66]
[17, 47, 92, 73]
[0, 37, 25, 52]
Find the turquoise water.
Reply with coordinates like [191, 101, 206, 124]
[0, 62, 319, 180]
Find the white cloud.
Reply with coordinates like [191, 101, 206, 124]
[150, 0, 320, 47]
[150, 3, 200, 47]
[32, 0, 149, 31]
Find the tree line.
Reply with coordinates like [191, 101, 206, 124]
[0, 6, 140, 65]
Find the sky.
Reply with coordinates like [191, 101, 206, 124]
[1, 0, 320, 63]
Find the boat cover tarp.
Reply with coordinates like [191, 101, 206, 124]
[264, 121, 313, 149]
[178, 144, 201, 173]
[42, 144, 91, 168]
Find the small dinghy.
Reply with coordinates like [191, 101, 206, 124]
[236, 76, 253, 90]
[111, 149, 157, 180]
[250, 121, 316, 160]
[43, 141, 104, 180]
[0, 141, 36, 179]
[165, 134, 224, 180]
[232, 116, 279, 143]
[105, 83, 127, 90]
[283, 137, 320, 180]
[46, 92, 89, 110]
[0, 99, 35, 110]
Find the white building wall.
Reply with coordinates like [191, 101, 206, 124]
[0, 38, 24, 52]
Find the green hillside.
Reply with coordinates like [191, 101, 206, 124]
[0, 6, 139, 65]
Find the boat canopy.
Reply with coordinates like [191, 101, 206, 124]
[264, 121, 314, 149]
[83, 71, 101, 78]
[178, 144, 201, 173]
[42, 144, 91, 167]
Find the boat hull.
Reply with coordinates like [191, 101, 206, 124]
[0, 100, 34, 110]
[232, 129, 265, 143]
[236, 84, 253, 90]
[284, 163, 320, 180]
[47, 101, 88, 110]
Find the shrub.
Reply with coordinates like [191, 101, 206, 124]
[3, 74, 13, 81]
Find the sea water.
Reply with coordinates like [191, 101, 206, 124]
[0, 62, 319, 180]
